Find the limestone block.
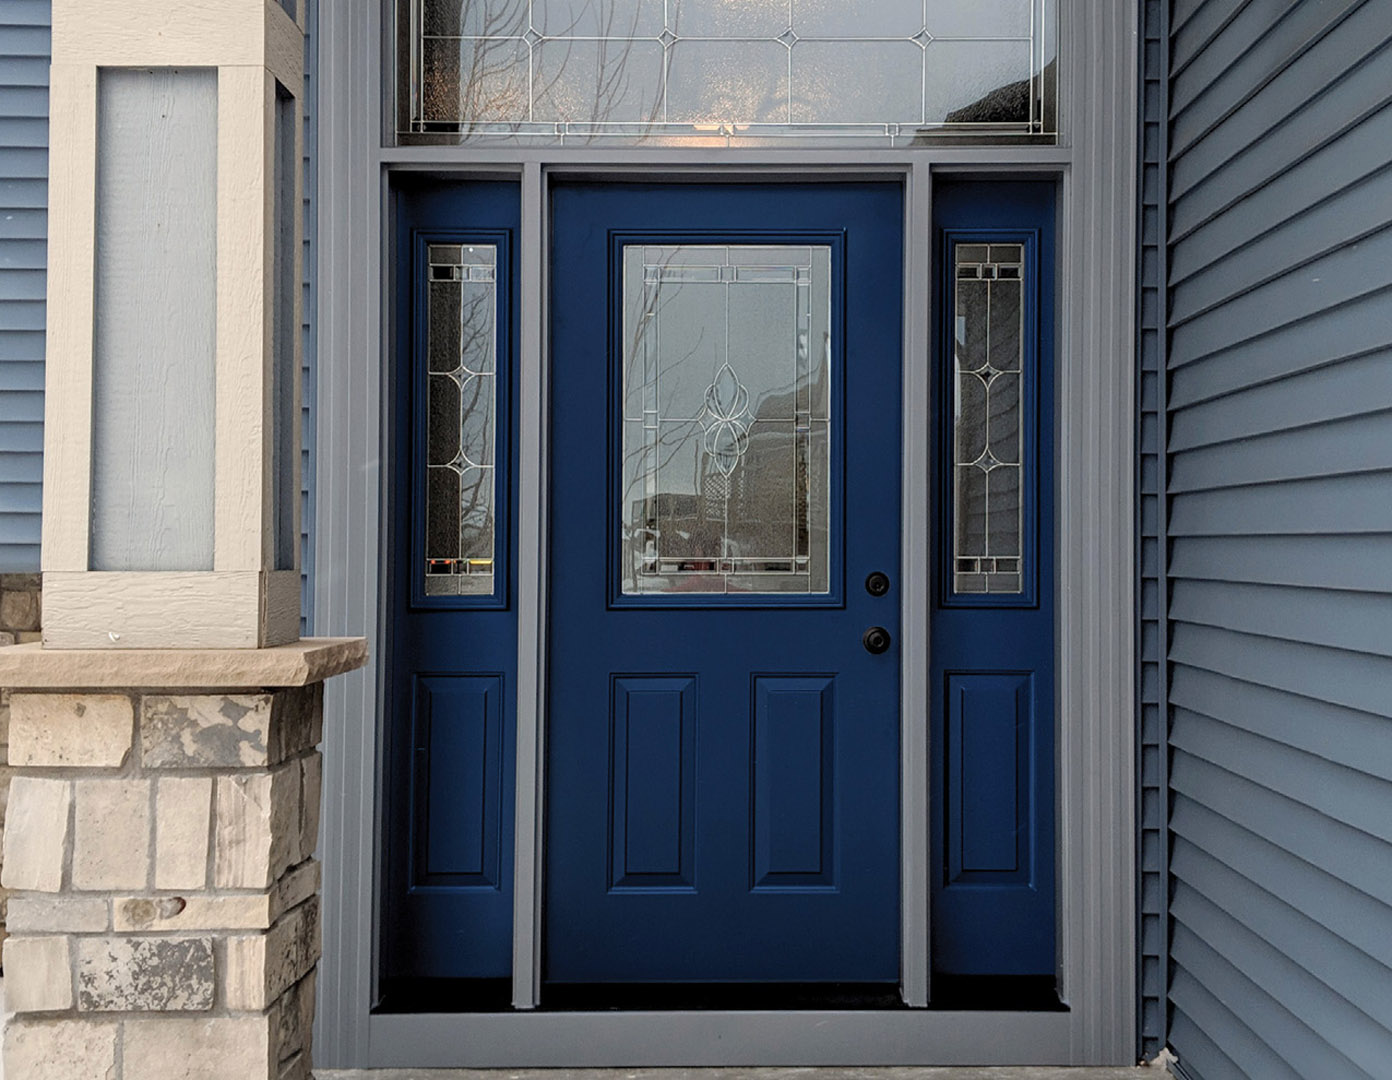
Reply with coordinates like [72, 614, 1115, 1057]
[142, 686, 321, 769]
[73, 778, 151, 890]
[7, 897, 108, 934]
[115, 893, 273, 933]
[3, 935, 73, 1012]
[123, 1016, 271, 1080]
[4, 1019, 119, 1080]
[0, 630, 15, 647]
[272, 859, 321, 921]
[155, 776, 213, 889]
[214, 763, 299, 889]
[76, 936, 215, 1012]
[0, 587, 41, 631]
[143, 694, 275, 768]
[223, 898, 320, 1011]
[271, 970, 316, 1067]
[298, 750, 322, 863]
[2, 777, 71, 892]
[9, 693, 133, 768]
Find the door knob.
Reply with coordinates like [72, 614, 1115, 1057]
[865, 571, 891, 596]
[862, 626, 892, 654]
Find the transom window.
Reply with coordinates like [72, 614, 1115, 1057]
[395, 0, 1058, 144]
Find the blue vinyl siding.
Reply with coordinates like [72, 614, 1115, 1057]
[0, 2, 49, 572]
[0, 2, 318, 630]
[1151, 0, 1392, 1075]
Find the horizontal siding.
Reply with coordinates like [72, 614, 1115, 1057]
[1160, 0, 1392, 1075]
[0, 0, 48, 571]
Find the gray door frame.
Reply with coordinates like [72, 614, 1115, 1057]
[314, 0, 1138, 1066]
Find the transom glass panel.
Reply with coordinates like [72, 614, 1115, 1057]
[952, 242, 1024, 594]
[424, 242, 498, 596]
[621, 244, 832, 596]
[397, 0, 1057, 143]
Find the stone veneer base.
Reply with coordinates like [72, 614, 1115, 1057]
[0, 640, 365, 1080]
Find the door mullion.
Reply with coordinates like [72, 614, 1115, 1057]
[901, 163, 933, 1008]
[512, 161, 547, 1010]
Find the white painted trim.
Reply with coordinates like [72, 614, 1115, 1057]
[40, 65, 97, 572]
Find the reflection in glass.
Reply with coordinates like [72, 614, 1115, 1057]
[953, 243, 1025, 595]
[400, 0, 1057, 143]
[424, 243, 498, 596]
[621, 245, 833, 596]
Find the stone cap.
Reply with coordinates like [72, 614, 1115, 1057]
[0, 638, 367, 689]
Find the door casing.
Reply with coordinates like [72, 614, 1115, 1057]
[313, 2, 1140, 1064]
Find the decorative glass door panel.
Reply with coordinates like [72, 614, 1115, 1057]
[547, 182, 902, 991]
[620, 244, 832, 596]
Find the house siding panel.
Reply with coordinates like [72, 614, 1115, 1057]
[0, 2, 318, 631]
[1153, 0, 1392, 1074]
[0, 1, 49, 572]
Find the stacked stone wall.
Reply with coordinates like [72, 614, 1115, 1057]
[1, 684, 324, 1080]
[0, 572, 43, 948]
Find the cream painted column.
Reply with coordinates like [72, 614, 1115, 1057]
[41, 0, 308, 649]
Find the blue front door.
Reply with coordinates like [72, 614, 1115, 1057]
[546, 183, 904, 989]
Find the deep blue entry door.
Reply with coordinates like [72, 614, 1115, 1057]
[930, 181, 1056, 980]
[546, 183, 904, 986]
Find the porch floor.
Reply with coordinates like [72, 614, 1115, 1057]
[317, 1069, 1155, 1078]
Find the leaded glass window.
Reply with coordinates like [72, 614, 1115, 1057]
[397, 0, 1057, 143]
[952, 242, 1024, 595]
[620, 244, 832, 596]
[424, 242, 498, 596]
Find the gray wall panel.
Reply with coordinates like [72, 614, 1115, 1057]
[1151, 0, 1392, 1073]
[0, 0, 49, 571]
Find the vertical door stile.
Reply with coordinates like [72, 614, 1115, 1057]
[901, 162, 933, 1008]
[512, 162, 546, 1010]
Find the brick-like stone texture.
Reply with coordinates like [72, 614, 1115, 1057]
[224, 898, 320, 1011]
[9, 692, 134, 768]
[4, 1019, 119, 1080]
[73, 778, 151, 890]
[143, 685, 321, 769]
[3, 935, 73, 1012]
[124, 1016, 272, 1079]
[155, 776, 213, 889]
[215, 764, 301, 889]
[7, 897, 108, 934]
[2, 777, 70, 892]
[0, 671, 337, 1080]
[76, 936, 215, 1012]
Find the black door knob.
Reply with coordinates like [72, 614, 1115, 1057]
[862, 626, 892, 654]
[865, 571, 891, 596]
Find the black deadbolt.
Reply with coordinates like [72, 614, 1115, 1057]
[862, 626, 892, 654]
[865, 571, 891, 596]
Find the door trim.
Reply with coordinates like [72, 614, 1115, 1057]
[314, 0, 1138, 1062]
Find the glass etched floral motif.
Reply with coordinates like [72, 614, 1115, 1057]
[424, 243, 498, 595]
[621, 244, 832, 595]
[953, 242, 1025, 594]
[401, 0, 1057, 143]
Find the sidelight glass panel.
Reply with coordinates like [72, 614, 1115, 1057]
[398, 0, 1058, 143]
[424, 243, 498, 596]
[952, 242, 1024, 594]
[620, 244, 832, 596]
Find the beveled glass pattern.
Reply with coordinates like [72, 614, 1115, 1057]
[400, 0, 1057, 143]
[953, 242, 1024, 594]
[424, 243, 498, 596]
[621, 244, 832, 596]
